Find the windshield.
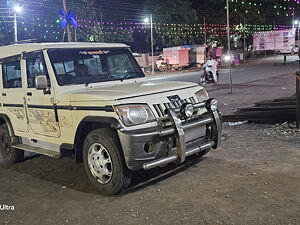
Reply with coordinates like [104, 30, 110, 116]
[48, 48, 144, 86]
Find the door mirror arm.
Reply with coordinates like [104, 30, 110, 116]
[43, 88, 51, 95]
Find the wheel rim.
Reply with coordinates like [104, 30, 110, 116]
[1, 134, 12, 159]
[200, 76, 206, 86]
[87, 143, 113, 184]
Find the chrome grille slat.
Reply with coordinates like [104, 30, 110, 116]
[163, 103, 168, 109]
[154, 105, 163, 117]
[157, 104, 164, 116]
[189, 97, 195, 104]
[153, 97, 201, 118]
[193, 97, 196, 103]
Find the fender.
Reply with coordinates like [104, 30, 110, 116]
[0, 114, 20, 144]
[74, 116, 122, 163]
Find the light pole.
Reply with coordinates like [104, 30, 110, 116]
[243, 18, 246, 63]
[226, 0, 233, 94]
[13, 5, 21, 42]
[204, 16, 207, 45]
[294, 20, 299, 50]
[144, 14, 154, 75]
[294, 20, 300, 129]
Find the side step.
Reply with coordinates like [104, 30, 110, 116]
[12, 144, 60, 159]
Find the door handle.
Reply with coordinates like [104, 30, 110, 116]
[26, 92, 32, 96]
[2, 93, 6, 96]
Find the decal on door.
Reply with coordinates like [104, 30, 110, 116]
[28, 109, 72, 135]
[8, 108, 26, 120]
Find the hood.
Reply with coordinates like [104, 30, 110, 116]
[69, 81, 199, 102]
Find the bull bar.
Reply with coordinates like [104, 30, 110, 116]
[118, 99, 222, 171]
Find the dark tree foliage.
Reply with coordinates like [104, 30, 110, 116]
[145, 0, 199, 47]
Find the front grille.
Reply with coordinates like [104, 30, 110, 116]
[153, 97, 197, 117]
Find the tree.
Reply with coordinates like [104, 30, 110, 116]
[145, 0, 199, 47]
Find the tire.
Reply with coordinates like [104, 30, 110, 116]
[199, 75, 206, 87]
[83, 128, 132, 195]
[0, 124, 24, 163]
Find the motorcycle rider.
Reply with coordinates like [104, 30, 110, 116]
[202, 56, 218, 84]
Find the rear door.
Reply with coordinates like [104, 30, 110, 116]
[1, 55, 29, 132]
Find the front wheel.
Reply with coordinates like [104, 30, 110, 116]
[199, 74, 207, 87]
[0, 124, 24, 163]
[83, 128, 131, 195]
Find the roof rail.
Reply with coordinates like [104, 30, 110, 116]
[0, 39, 40, 47]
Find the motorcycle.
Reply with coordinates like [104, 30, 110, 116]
[199, 65, 219, 86]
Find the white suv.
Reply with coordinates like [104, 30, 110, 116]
[0, 42, 222, 195]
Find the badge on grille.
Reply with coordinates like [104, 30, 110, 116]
[167, 95, 181, 102]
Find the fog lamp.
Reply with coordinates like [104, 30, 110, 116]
[206, 98, 218, 111]
[180, 103, 194, 118]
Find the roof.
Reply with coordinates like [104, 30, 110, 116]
[0, 42, 129, 59]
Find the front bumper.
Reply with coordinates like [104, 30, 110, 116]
[118, 101, 222, 171]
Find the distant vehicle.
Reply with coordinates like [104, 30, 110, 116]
[277, 47, 298, 54]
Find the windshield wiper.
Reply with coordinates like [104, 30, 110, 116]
[85, 73, 110, 86]
[85, 76, 101, 87]
[120, 74, 131, 82]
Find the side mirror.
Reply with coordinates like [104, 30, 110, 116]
[35, 75, 48, 90]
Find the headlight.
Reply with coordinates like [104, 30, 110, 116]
[195, 89, 209, 102]
[115, 104, 155, 126]
[206, 98, 218, 111]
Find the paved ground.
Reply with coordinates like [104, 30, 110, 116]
[0, 55, 299, 225]
[148, 55, 299, 85]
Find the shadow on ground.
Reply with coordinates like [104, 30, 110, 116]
[0, 152, 206, 195]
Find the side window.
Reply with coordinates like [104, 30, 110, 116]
[2, 61, 22, 88]
[26, 57, 49, 88]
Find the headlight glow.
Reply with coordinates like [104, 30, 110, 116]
[115, 104, 155, 126]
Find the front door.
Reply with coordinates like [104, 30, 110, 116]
[24, 51, 61, 138]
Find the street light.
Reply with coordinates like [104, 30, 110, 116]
[13, 5, 22, 42]
[143, 18, 150, 24]
[14, 5, 22, 13]
[144, 14, 154, 75]
[224, 55, 231, 62]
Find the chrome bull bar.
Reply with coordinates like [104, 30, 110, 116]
[143, 141, 215, 170]
[143, 106, 222, 170]
[166, 109, 186, 163]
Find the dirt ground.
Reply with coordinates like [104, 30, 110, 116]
[0, 68, 299, 225]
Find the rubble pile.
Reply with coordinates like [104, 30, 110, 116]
[260, 122, 300, 139]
